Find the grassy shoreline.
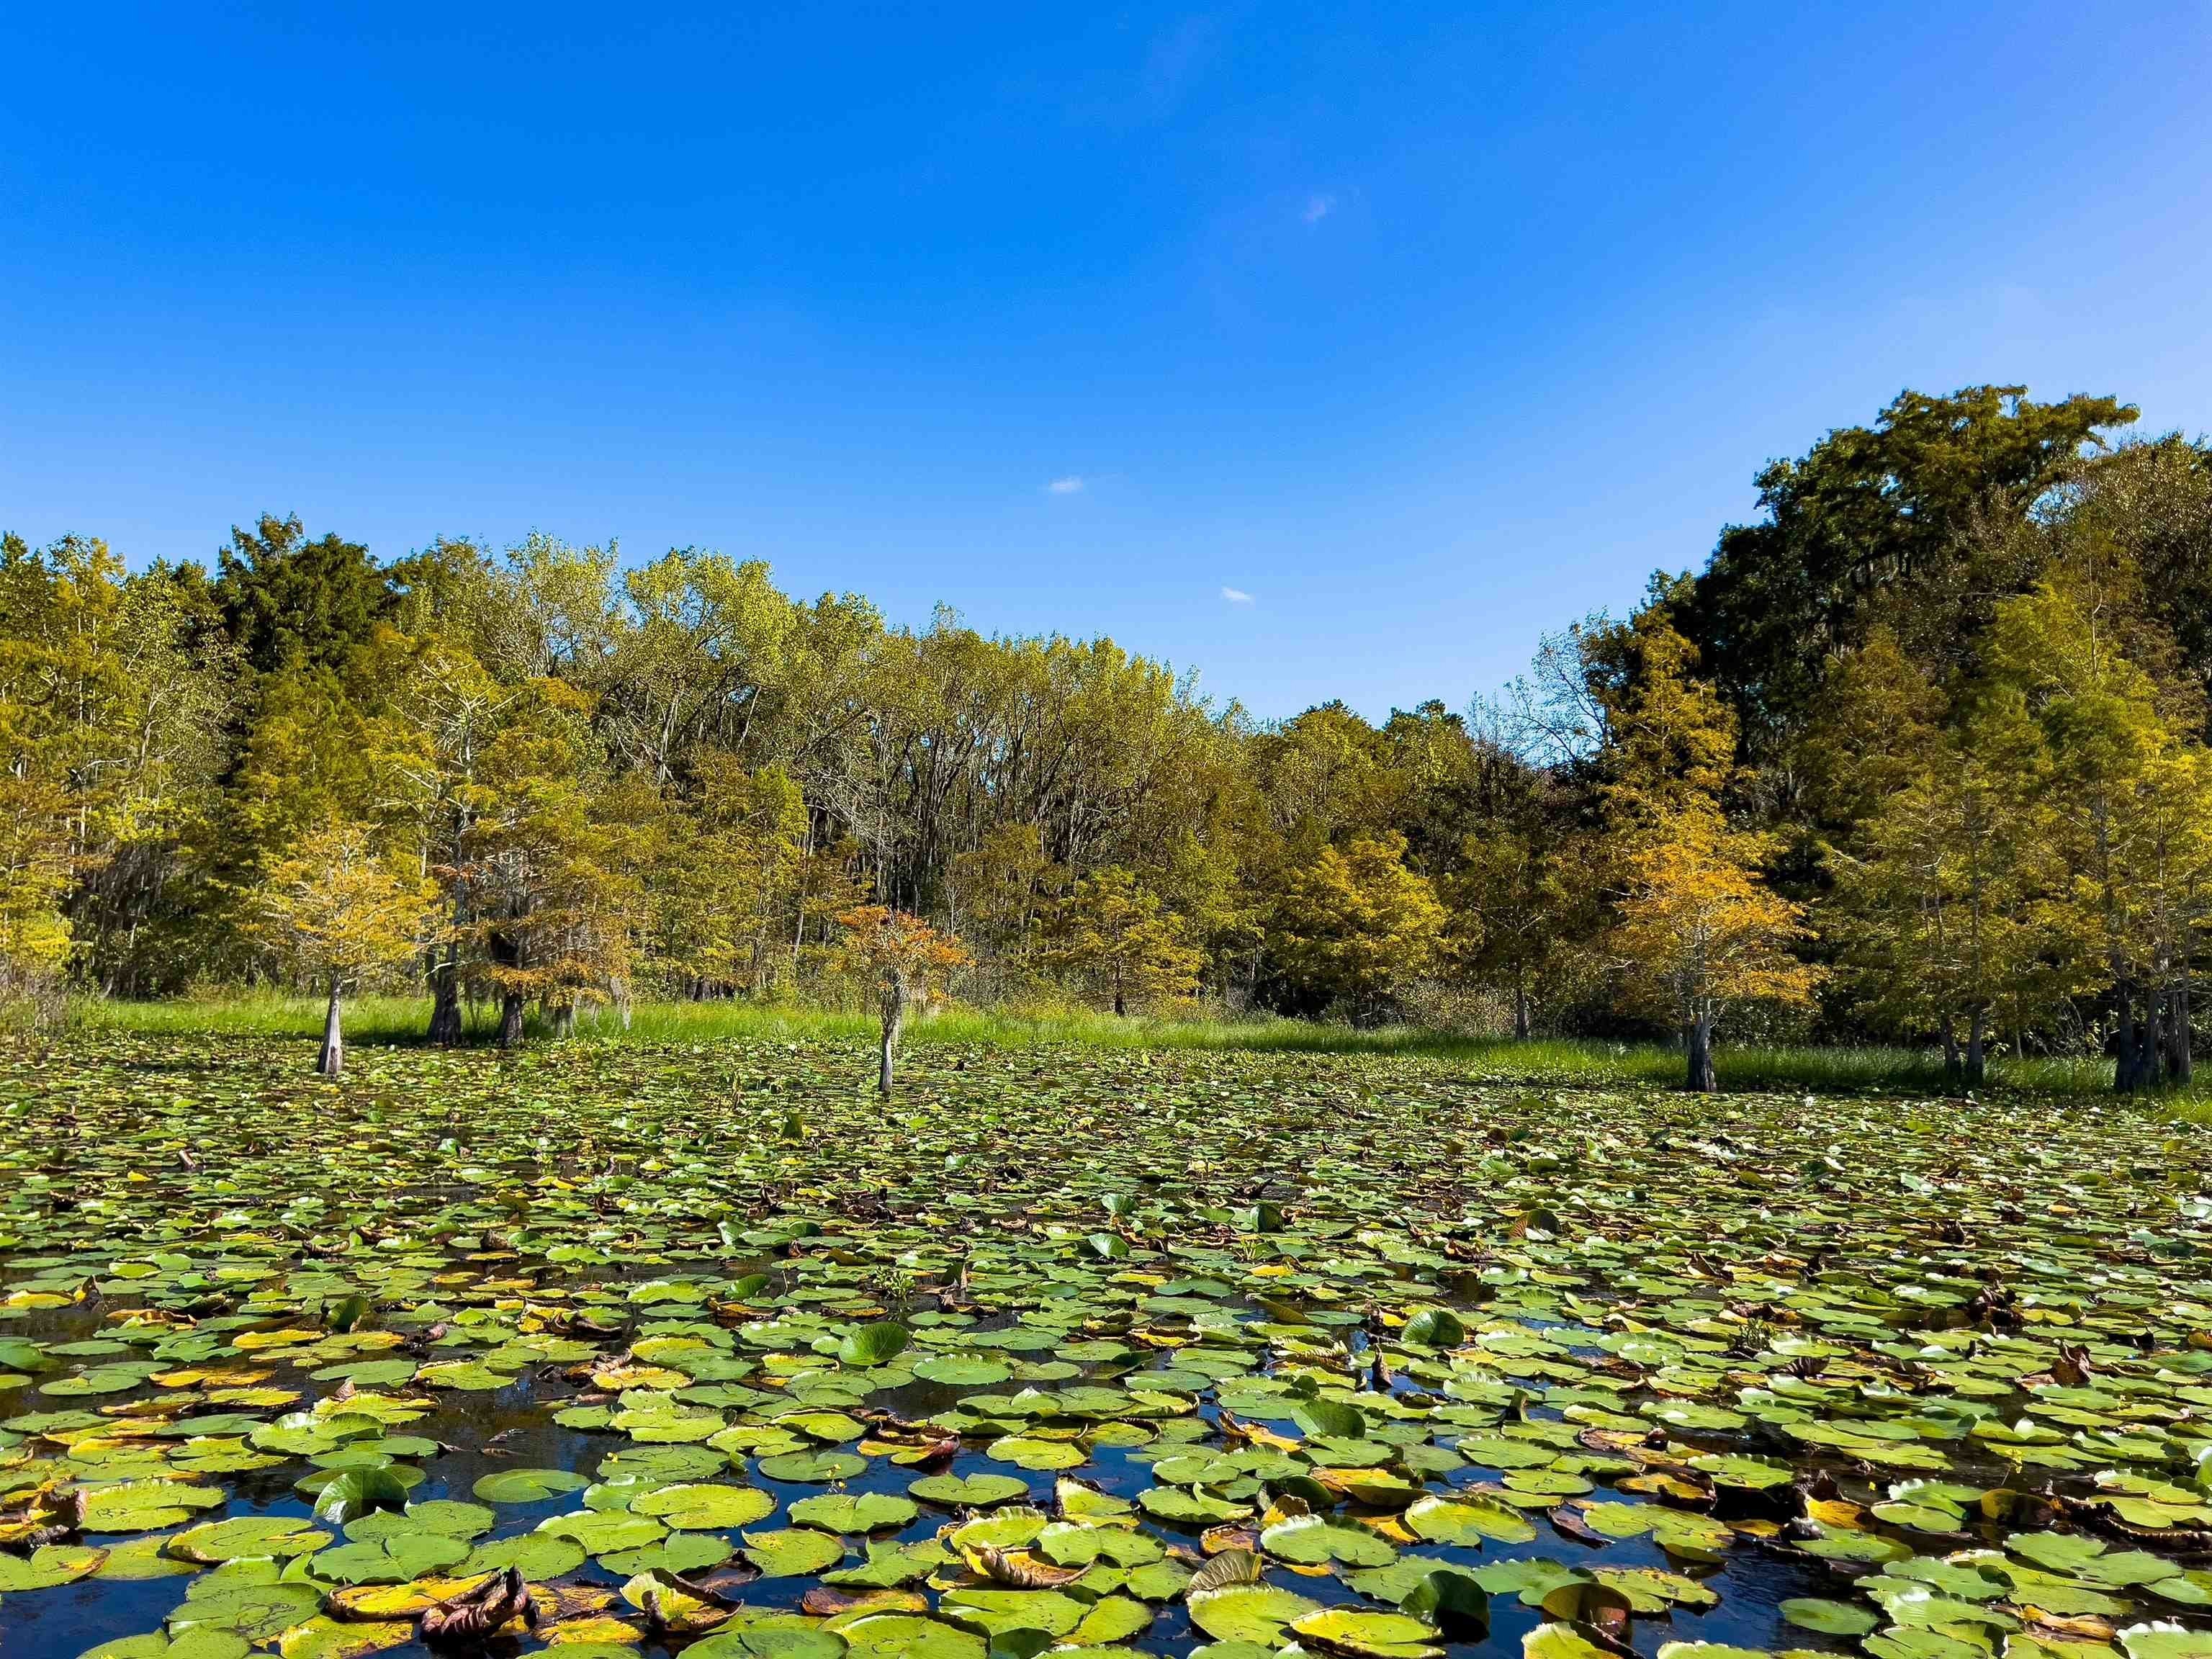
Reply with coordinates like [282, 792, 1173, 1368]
[58, 992, 2150, 1099]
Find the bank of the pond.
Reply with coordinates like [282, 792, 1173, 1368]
[59, 993, 2145, 1098]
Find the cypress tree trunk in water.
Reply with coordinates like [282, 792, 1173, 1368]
[428, 946, 462, 1046]
[498, 992, 526, 1048]
[553, 1002, 575, 1038]
[2114, 979, 2138, 1092]
[2134, 984, 2149, 1089]
[2114, 979, 2164, 1092]
[878, 972, 906, 1096]
[2173, 978, 2195, 1086]
[1684, 1017, 1716, 1092]
[318, 982, 344, 1079]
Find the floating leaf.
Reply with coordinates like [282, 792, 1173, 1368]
[0, 1542, 107, 1590]
[911, 1473, 1030, 1506]
[745, 1527, 848, 1577]
[1187, 1584, 1325, 1645]
[168, 1517, 329, 1564]
[632, 1483, 778, 1530]
[837, 1325, 912, 1368]
[790, 1492, 919, 1533]
[472, 1467, 589, 1504]
[311, 1466, 410, 1524]
[1781, 1598, 1880, 1636]
[1398, 1308, 1466, 1349]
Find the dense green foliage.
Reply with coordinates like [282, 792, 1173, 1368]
[5, 1036, 2212, 1659]
[8, 386, 2212, 1087]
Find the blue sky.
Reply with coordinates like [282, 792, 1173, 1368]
[4, 4, 2209, 720]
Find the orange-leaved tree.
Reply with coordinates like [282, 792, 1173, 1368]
[835, 906, 969, 1094]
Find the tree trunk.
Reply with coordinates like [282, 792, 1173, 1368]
[2172, 975, 2194, 1087]
[427, 945, 463, 1046]
[2116, 977, 2154, 1092]
[615, 975, 633, 1033]
[317, 981, 344, 1079]
[2113, 979, 2134, 1092]
[498, 992, 526, 1048]
[552, 1001, 575, 1039]
[1964, 1008, 1987, 1087]
[1684, 1016, 1715, 1093]
[878, 973, 906, 1096]
[1513, 976, 1529, 1041]
[1941, 1020, 1960, 1086]
[1112, 989, 1126, 1017]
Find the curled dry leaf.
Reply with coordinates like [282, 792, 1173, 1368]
[1187, 1548, 1264, 1594]
[419, 1567, 533, 1647]
[965, 1543, 1087, 1588]
[1550, 1506, 1606, 1547]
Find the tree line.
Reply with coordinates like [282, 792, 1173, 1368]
[6, 385, 2212, 1089]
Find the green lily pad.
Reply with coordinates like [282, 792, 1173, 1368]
[1781, 1598, 1881, 1636]
[472, 1466, 589, 1503]
[745, 1527, 848, 1577]
[1187, 1584, 1325, 1645]
[631, 1482, 778, 1529]
[790, 1492, 920, 1532]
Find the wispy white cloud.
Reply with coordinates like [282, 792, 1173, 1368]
[1301, 193, 1336, 225]
[1046, 475, 1085, 495]
[1221, 585, 1254, 604]
[1139, 16, 1220, 120]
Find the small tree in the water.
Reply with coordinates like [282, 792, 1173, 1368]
[249, 819, 438, 1078]
[1609, 804, 1819, 1090]
[835, 906, 968, 1094]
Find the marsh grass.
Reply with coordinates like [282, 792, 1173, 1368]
[66, 990, 2154, 1098]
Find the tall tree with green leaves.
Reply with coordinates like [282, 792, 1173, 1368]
[1681, 386, 2138, 758]
[216, 516, 390, 678]
[455, 683, 643, 1044]
[949, 822, 1058, 998]
[1827, 711, 2047, 1084]
[1982, 572, 2209, 1089]
[655, 752, 807, 999]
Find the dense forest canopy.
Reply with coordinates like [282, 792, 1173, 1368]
[7, 385, 2212, 1088]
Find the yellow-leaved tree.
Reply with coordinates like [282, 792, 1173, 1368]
[1047, 866, 1203, 1016]
[1611, 807, 1820, 1090]
[249, 819, 439, 1077]
[0, 768, 74, 1013]
[834, 906, 969, 1094]
[1270, 832, 1446, 1022]
[1585, 601, 1819, 1089]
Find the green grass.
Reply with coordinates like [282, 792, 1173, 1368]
[61, 990, 2146, 1097]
